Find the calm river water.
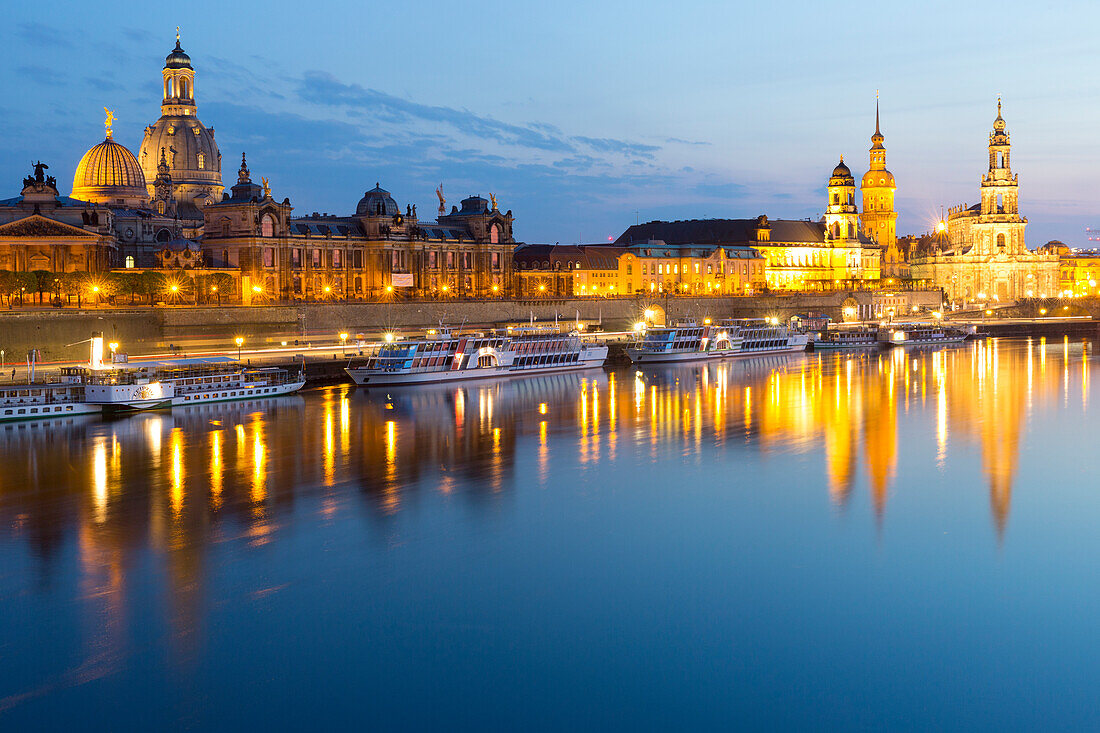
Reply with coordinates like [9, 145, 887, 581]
[2, 338, 1099, 730]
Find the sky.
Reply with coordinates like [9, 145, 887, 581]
[1, 0, 1098, 246]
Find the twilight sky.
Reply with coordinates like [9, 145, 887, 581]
[1, 0, 1097, 246]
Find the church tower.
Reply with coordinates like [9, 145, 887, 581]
[138, 30, 223, 212]
[969, 97, 1027, 257]
[825, 157, 859, 244]
[824, 157, 864, 278]
[860, 97, 897, 248]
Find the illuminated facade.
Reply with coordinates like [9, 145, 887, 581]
[202, 162, 515, 301]
[910, 100, 1058, 304]
[0, 164, 115, 273]
[615, 175, 881, 291]
[860, 100, 897, 250]
[512, 242, 767, 297]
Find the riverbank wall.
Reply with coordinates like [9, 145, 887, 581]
[0, 291, 943, 361]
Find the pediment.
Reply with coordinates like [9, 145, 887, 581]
[0, 214, 95, 238]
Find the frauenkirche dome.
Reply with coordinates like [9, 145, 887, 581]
[137, 32, 223, 213]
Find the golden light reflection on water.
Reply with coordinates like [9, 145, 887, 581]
[0, 341, 1095, 627]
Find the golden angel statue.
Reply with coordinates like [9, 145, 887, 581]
[436, 183, 446, 214]
[489, 193, 497, 210]
[104, 108, 116, 137]
[261, 177, 271, 198]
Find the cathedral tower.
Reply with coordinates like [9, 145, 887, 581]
[970, 98, 1027, 257]
[138, 30, 223, 212]
[860, 97, 897, 248]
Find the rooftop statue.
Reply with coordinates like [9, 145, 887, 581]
[436, 183, 445, 214]
[490, 193, 497, 211]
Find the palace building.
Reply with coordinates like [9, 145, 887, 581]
[612, 161, 881, 290]
[910, 100, 1058, 304]
[201, 158, 516, 301]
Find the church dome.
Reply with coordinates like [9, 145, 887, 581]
[861, 169, 895, 189]
[356, 184, 399, 216]
[72, 133, 149, 205]
[165, 39, 192, 69]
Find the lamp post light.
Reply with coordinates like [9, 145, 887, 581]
[235, 336, 244, 360]
[339, 331, 349, 355]
[211, 284, 220, 305]
[108, 342, 118, 363]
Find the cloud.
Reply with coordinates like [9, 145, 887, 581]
[665, 137, 712, 146]
[572, 136, 659, 158]
[16, 22, 66, 47]
[16, 65, 66, 86]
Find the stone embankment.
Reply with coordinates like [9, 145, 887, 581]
[0, 291, 942, 362]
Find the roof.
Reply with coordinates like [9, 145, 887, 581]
[513, 244, 621, 271]
[615, 218, 829, 246]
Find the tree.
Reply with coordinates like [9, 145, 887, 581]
[141, 271, 166, 304]
[13, 272, 36, 306]
[31, 270, 52, 304]
[0, 271, 16, 307]
[61, 271, 89, 307]
[207, 272, 234, 305]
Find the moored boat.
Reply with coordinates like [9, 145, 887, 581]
[346, 327, 608, 386]
[626, 320, 743, 364]
[879, 323, 972, 347]
[812, 325, 883, 351]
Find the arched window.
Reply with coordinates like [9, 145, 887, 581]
[490, 224, 499, 244]
[180, 78, 189, 99]
[261, 214, 275, 237]
[125, 256, 135, 268]
[222, 249, 230, 266]
[997, 233, 1006, 249]
[197, 152, 205, 170]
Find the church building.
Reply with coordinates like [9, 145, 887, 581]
[910, 100, 1058, 304]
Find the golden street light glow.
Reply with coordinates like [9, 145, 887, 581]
[633, 321, 645, 332]
[235, 337, 244, 346]
[385, 285, 393, 293]
[339, 332, 349, 342]
[384, 332, 395, 343]
[252, 285, 262, 293]
[936, 220, 947, 233]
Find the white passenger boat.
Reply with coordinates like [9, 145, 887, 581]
[128, 358, 306, 406]
[879, 323, 971, 347]
[0, 375, 103, 422]
[722, 319, 810, 355]
[345, 327, 608, 386]
[812, 325, 883, 351]
[626, 320, 743, 364]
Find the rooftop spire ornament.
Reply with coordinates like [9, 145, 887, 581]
[104, 108, 116, 138]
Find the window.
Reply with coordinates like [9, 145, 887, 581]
[263, 248, 274, 268]
[462, 252, 471, 269]
[333, 249, 342, 268]
[353, 250, 363, 268]
[292, 248, 301, 267]
[491, 252, 500, 270]
[125, 256, 135, 268]
[222, 249, 230, 266]
[312, 249, 321, 267]
[261, 214, 275, 237]
[446, 251, 455, 268]
[197, 152, 205, 170]
[997, 233, 1006, 249]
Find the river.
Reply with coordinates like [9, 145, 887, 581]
[1, 338, 1097, 729]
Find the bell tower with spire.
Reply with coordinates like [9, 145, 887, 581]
[860, 94, 897, 249]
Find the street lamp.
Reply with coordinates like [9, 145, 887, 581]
[235, 336, 244, 360]
[339, 331, 349, 354]
[108, 342, 118, 362]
